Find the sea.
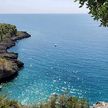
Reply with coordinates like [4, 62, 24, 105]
[0, 14, 108, 105]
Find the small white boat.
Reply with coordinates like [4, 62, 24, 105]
[54, 44, 57, 47]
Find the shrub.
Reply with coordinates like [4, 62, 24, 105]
[0, 94, 89, 108]
[0, 23, 17, 41]
[31, 94, 89, 108]
[0, 96, 22, 108]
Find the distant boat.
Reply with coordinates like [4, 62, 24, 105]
[54, 44, 57, 47]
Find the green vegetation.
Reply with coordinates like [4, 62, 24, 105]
[75, 0, 108, 27]
[32, 94, 89, 108]
[0, 94, 89, 108]
[0, 23, 17, 41]
[0, 96, 22, 108]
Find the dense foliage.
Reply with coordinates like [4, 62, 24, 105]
[0, 23, 17, 41]
[75, 0, 108, 26]
[0, 94, 89, 108]
[33, 94, 89, 108]
[0, 96, 22, 108]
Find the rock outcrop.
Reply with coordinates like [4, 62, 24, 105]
[0, 31, 31, 83]
[92, 102, 108, 108]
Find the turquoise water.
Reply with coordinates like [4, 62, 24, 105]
[0, 14, 108, 104]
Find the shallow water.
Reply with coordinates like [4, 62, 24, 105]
[0, 14, 108, 104]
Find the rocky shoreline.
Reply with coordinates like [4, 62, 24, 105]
[0, 31, 31, 83]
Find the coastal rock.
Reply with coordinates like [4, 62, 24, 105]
[14, 59, 24, 68]
[0, 52, 18, 59]
[0, 39, 15, 50]
[0, 59, 18, 82]
[0, 31, 30, 83]
[11, 31, 31, 41]
[93, 102, 108, 108]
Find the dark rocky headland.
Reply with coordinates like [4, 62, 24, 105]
[0, 23, 30, 83]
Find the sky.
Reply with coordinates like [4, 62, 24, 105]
[0, 0, 88, 13]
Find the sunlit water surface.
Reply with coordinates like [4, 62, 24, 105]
[0, 14, 108, 104]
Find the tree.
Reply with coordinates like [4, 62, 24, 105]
[0, 23, 17, 41]
[75, 0, 108, 27]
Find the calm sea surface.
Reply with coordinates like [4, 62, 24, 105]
[0, 14, 108, 104]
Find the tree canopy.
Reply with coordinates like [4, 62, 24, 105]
[0, 23, 17, 41]
[75, 0, 108, 27]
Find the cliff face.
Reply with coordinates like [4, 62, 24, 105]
[0, 30, 31, 83]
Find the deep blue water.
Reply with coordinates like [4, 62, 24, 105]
[0, 14, 108, 104]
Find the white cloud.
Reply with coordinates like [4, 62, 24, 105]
[0, 0, 88, 13]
